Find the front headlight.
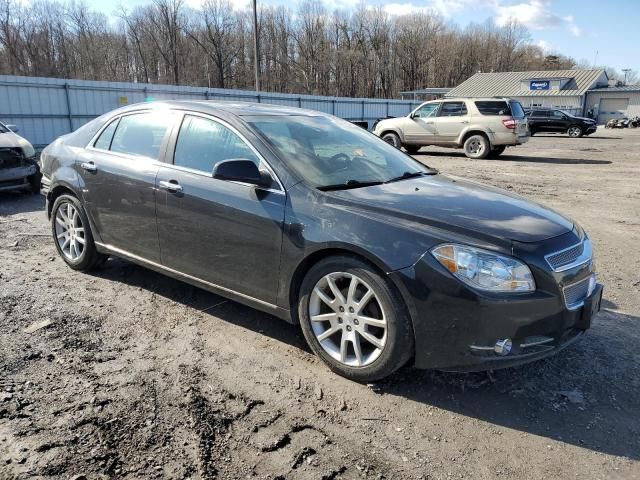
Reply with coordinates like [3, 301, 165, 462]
[431, 244, 536, 293]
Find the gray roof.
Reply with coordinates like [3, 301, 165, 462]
[446, 69, 607, 97]
[588, 85, 640, 92]
[118, 100, 325, 117]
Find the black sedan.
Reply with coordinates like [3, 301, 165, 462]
[39, 101, 603, 381]
[525, 108, 597, 137]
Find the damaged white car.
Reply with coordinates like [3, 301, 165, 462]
[0, 121, 39, 193]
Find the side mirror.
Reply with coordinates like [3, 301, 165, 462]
[6, 124, 19, 133]
[212, 159, 273, 188]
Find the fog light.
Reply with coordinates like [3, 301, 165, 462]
[494, 338, 512, 356]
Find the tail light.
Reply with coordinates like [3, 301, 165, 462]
[502, 119, 516, 129]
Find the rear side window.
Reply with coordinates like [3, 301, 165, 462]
[439, 102, 468, 117]
[93, 119, 119, 150]
[110, 113, 174, 160]
[474, 101, 512, 116]
[173, 115, 261, 173]
[530, 110, 549, 118]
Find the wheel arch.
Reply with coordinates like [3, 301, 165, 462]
[287, 245, 408, 321]
[459, 129, 490, 147]
[379, 128, 405, 144]
[288, 246, 418, 366]
[46, 182, 79, 219]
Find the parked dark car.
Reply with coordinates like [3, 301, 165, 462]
[0, 121, 40, 192]
[39, 101, 602, 381]
[525, 109, 597, 137]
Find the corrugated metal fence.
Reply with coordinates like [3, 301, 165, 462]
[0, 75, 421, 147]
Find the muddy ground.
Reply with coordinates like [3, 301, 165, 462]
[1, 128, 639, 480]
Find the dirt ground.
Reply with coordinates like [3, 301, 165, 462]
[1, 128, 639, 480]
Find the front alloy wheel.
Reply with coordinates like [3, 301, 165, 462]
[298, 255, 413, 382]
[309, 272, 387, 367]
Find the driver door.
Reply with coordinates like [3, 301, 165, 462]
[548, 110, 569, 131]
[155, 113, 286, 304]
[403, 102, 440, 144]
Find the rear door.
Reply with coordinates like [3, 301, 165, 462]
[433, 101, 469, 143]
[403, 102, 440, 144]
[76, 111, 176, 262]
[528, 110, 550, 131]
[155, 113, 286, 304]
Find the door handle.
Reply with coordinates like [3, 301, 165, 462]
[423, 121, 434, 124]
[158, 180, 183, 193]
[460, 120, 469, 124]
[80, 161, 97, 172]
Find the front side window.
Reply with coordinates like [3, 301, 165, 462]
[0, 122, 8, 133]
[173, 115, 261, 173]
[249, 115, 431, 188]
[110, 112, 174, 160]
[552, 110, 567, 119]
[439, 102, 468, 117]
[413, 103, 440, 118]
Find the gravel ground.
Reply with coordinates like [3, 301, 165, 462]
[1, 128, 639, 480]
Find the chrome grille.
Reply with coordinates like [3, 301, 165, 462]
[546, 242, 584, 270]
[563, 275, 593, 309]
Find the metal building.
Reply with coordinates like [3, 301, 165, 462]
[0, 75, 421, 147]
[584, 85, 640, 124]
[446, 69, 609, 117]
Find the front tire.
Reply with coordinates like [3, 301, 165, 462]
[488, 146, 506, 158]
[382, 132, 401, 149]
[298, 256, 414, 382]
[404, 144, 421, 155]
[567, 126, 583, 138]
[51, 194, 107, 271]
[463, 134, 490, 159]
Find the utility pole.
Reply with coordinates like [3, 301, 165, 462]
[622, 68, 631, 86]
[252, 0, 260, 92]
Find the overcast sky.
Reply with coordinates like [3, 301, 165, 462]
[91, 0, 640, 76]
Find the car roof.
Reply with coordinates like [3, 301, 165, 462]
[115, 100, 327, 118]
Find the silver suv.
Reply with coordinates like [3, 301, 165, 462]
[373, 98, 529, 159]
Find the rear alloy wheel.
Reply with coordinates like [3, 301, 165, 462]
[382, 132, 401, 149]
[567, 126, 583, 138]
[298, 256, 413, 382]
[51, 194, 108, 271]
[463, 134, 490, 159]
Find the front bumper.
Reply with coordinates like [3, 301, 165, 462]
[585, 125, 597, 134]
[390, 232, 599, 371]
[0, 164, 37, 191]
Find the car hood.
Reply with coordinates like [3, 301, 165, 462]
[0, 131, 35, 158]
[328, 174, 573, 243]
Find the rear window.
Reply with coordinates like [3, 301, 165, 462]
[509, 101, 525, 119]
[474, 101, 512, 116]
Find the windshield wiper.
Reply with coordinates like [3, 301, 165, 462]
[317, 179, 384, 191]
[384, 170, 437, 184]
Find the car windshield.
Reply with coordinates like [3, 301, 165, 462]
[248, 115, 432, 188]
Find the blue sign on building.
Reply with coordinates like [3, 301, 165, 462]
[530, 80, 550, 90]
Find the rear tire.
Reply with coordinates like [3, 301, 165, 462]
[51, 194, 108, 271]
[404, 144, 421, 155]
[298, 255, 414, 382]
[382, 132, 401, 149]
[463, 134, 490, 159]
